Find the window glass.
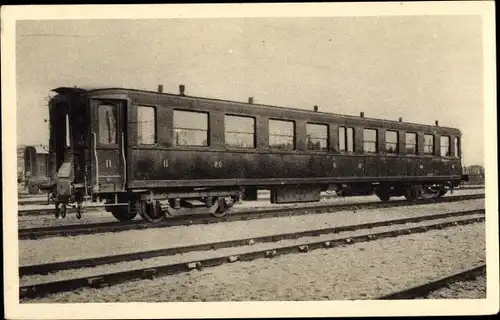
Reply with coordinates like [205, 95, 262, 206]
[137, 106, 156, 144]
[174, 110, 208, 146]
[385, 130, 398, 154]
[454, 137, 460, 157]
[306, 123, 328, 151]
[225, 115, 255, 148]
[440, 135, 451, 157]
[424, 134, 434, 155]
[338, 127, 346, 152]
[363, 129, 378, 153]
[339, 126, 354, 152]
[405, 132, 417, 154]
[99, 104, 117, 144]
[347, 127, 354, 152]
[269, 119, 295, 150]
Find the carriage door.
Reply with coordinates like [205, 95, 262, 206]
[92, 99, 127, 192]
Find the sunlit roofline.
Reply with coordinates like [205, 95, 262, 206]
[50, 86, 462, 133]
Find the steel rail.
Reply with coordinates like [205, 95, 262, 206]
[17, 192, 485, 214]
[20, 214, 485, 299]
[18, 193, 485, 240]
[377, 264, 486, 300]
[20, 209, 485, 276]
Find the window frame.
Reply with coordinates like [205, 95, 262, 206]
[454, 136, 460, 158]
[363, 128, 378, 154]
[268, 118, 296, 151]
[224, 114, 256, 149]
[136, 105, 157, 145]
[306, 122, 329, 151]
[405, 132, 418, 155]
[97, 102, 119, 147]
[385, 130, 399, 154]
[173, 109, 210, 147]
[338, 126, 355, 153]
[440, 135, 451, 157]
[423, 134, 435, 156]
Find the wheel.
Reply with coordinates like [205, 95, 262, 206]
[211, 197, 229, 218]
[76, 202, 83, 219]
[437, 188, 448, 197]
[376, 193, 390, 202]
[140, 200, 166, 223]
[55, 203, 67, 219]
[374, 187, 390, 202]
[110, 207, 138, 221]
[404, 185, 422, 201]
[54, 202, 60, 219]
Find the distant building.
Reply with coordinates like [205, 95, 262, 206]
[464, 165, 485, 176]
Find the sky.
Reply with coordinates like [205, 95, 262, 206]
[16, 16, 484, 166]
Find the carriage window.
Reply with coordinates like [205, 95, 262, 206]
[385, 130, 398, 154]
[440, 135, 451, 157]
[405, 132, 417, 155]
[363, 129, 378, 153]
[454, 137, 460, 157]
[306, 123, 328, 151]
[137, 106, 156, 145]
[424, 134, 434, 155]
[269, 119, 295, 150]
[98, 104, 117, 144]
[174, 110, 208, 147]
[225, 115, 255, 148]
[339, 126, 354, 152]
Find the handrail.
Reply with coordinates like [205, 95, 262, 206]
[121, 132, 126, 190]
[92, 132, 99, 191]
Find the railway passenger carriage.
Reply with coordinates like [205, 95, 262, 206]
[42, 85, 467, 222]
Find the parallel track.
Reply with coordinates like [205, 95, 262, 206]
[19, 210, 485, 299]
[18, 193, 485, 240]
[20, 209, 484, 276]
[377, 264, 486, 299]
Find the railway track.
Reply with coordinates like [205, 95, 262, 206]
[18, 193, 485, 239]
[17, 186, 485, 207]
[19, 208, 485, 299]
[377, 264, 486, 299]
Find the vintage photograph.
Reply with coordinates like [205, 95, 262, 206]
[2, 2, 498, 319]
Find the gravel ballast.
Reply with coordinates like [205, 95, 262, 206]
[20, 213, 484, 286]
[17, 189, 485, 229]
[22, 222, 486, 303]
[424, 275, 486, 299]
[19, 199, 484, 266]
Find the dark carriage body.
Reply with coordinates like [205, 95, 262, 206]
[44, 85, 466, 221]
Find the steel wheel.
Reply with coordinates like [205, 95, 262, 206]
[54, 202, 60, 219]
[111, 206, 138, 221]
[404, 185, 422, 201]
[140, 200, 166, 223]
[211, 197, 229, 218]
[76, 202, 83, 219]
[56, 203, 67, 219]
[374, 187, 390, 202]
